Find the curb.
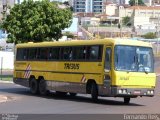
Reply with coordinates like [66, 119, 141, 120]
[0, 80, 13, 84]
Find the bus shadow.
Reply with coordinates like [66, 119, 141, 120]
[49, 93, 144, 106]
[0, 87, 31, 96]
[0, 86, 144, 106]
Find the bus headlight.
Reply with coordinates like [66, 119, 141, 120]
[147, 91, 150, 94]
[150, 90, 154, 94]
[147, 90, 154, 95]
[118, 89, 127, 94]
[118, 89, 122, 94]
[123, 89, 127, 94]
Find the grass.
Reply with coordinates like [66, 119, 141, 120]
[0, 75, 13, 81]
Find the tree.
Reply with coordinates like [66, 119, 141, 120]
[63, 32, 74, 39]
[63, 1, 73, 11]
[1, 0, 72, 43]
[141, 32, 157, 39]
[63, 1, 69, 6]
[122, 16, 131, 27]
[129, 0, 145, 6]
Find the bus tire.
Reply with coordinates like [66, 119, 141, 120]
[39, 78, 48, 96]
[29, 78, 39, 95]
[124, 97, 130, 104]
[91, 83, 98, 102]
[69, 93, 77, 97]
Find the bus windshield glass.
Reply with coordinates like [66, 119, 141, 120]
[114, 45, 154, 73]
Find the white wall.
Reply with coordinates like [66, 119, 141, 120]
[0, 51, 14, 69]
[63, 17, 78, 33]
[105, 4, 117, 16]
[134, 16, 150, 27]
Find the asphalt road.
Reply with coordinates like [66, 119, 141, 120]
[0, 76, 159, 114]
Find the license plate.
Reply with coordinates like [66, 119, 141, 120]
[134, 91, 141, 94]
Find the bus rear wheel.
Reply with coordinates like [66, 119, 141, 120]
[91, 83, 98, 102]
[29, 78, 39, 94]
[39, 78, 48, 96]
[124, 97, 130, 104]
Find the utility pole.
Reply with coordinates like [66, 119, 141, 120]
[120, 19, 122, 38]
[157, 14, 160, 55]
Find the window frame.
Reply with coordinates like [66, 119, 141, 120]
[16, 45, 103, 62]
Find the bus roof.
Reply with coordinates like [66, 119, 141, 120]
[16, 38, 152, 48]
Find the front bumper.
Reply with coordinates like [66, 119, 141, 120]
[99, 86, 154, 97]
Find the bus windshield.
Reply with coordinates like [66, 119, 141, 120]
[114, 45, 154, 73]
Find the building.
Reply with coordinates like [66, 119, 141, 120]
[115, 0, 152, 5]
[116, 6, 160, 24]
[73, 0, 105, 13]
[154, 0, 160, 4]
[104, 2, 117, 16]
[50, 0, 69, 2]
[115, 5, 160, 35]
[68, 0, 73, 6]
[0, 0, 15, 20]
[116, 0, 130, 5]
[92, 0, 104, 13]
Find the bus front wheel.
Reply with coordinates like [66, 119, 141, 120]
[91, 83, 98, 102]
[124, 97, 130, 104]
[39, 78, 48, 96]
[29, 78, 39, 94]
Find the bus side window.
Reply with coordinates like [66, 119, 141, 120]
[49, 48, 60, 60]
[23, 49, 28, 60]
[16, 48, 23, 60]
[62, 47, 72, 60]
[87, 45, 102, 61]
[28, 48, 37, 60]
[16, 48, 28, 61]
[39, 48, 48, 60]
[73, 46, 86, 60]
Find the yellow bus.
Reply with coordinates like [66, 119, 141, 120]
[13, 39, 156, 104]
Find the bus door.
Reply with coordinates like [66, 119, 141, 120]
[104, 47, 112, 95]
